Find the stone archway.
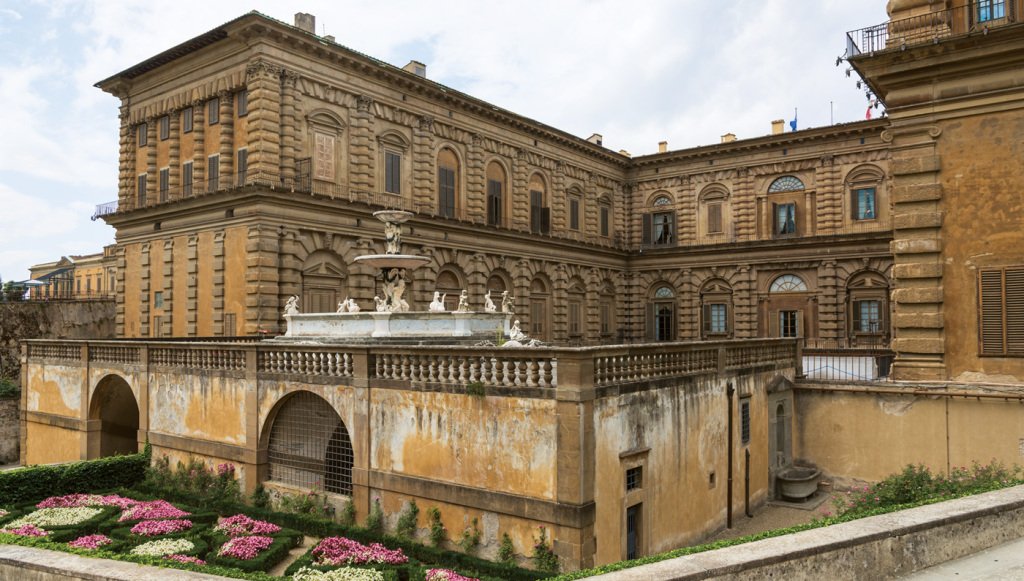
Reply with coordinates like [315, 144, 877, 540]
[261, 391, 353, 496]
[88, 375, 139, 458]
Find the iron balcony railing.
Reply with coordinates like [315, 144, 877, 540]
[800, 336, 894, 383]
[847, 0, 1016, 56]
[91, 200, 118, 221]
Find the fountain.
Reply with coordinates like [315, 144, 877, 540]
[277, 210, 513, 344]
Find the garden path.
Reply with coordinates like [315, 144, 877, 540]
[704, 493, 834, 543]
[266, 535, 318, 577]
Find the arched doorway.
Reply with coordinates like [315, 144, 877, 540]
[89, 375, 139, 458]
[264, 391, 353, 496]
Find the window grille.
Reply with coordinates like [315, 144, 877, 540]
[626, 467, 642, 491]
[267, 391, 353, 495]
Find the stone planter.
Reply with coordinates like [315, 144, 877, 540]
[777, 466, 821, 501]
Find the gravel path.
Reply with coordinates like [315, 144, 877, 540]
[705, 493, 834, 543]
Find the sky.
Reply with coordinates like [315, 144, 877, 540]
[0, 0, 888, 282]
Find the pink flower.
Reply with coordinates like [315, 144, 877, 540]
[131, 519, 193, 537]
[214, 514, 281, 537]
[312, 536, 408, 566]
[1, 524, 48, 537]
[37, 494, 136, 509]
[426, 569, 481, 581]
[217, 463, 235, 477]
[119, 500, 190, 522]
[166, 554, 206, 565]
[218, 535, 275, 560]
[68, 534, 113, 550]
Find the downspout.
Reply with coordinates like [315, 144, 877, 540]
[726, 381, 734, 529]
[745, 448, 752, 518]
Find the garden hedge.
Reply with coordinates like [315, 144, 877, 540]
[206, 534, 301, 572]
[0, 444, 150, 504]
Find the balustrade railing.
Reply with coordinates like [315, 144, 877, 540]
[23, 338, 797, 390]
[847, 1, 1015, 56]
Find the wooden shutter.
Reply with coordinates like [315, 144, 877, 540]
[852, 300, 862, 334]
[979, 270, 1005, 354]
[708, 204, 722, 234]
[237, 149, 248, 185]
[796, 310, 804, 338]
[1006, 268, 1024, 354]
[642, 213, 652, 245]
[646, 304, 655, 341]
[541, 207, 551, 234]
[530, 190, 542, 233]
[702, 303, 712, 336]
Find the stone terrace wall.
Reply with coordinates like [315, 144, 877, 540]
[0, 397, 17, 464]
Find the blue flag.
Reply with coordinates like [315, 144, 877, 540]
[789, 108, 798, 132]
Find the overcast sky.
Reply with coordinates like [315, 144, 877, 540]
[0, 0, 888, 282]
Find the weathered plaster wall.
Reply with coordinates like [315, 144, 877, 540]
[796, 387, 1024, 484]
[149, 372, 247, 444]
[0, 397, 18, 463]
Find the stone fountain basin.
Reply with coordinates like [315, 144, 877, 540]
[281, 311, 510, 341]
[777, 466, 821, 501]
[353, 254, 431, 270]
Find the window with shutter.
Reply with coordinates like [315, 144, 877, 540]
[438, 166, 456, 217]
[569, 197, 580, 231]
[600, 205, 610, 237]
[183, 107, 193, 133]
[208, 97, 220, 125]
[159, 168, 169, 202]
[138, 123, 148, 147]
[979, 267, 1024, 356]
[530, 190, 547, 234]
[237, 89, 248, 116]
[208, 155, 220, 191]
[708, 203, 723, 234]
[137, 174, 147, 206]
[236, 148, 248, 186]
[487, 179, 502, 226]
[385, 151, 401, 194]
[183, 162, 194, 197]
[159, 116, 170, 140]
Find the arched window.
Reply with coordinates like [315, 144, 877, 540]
[599, 281, 616, 340]
[437, 147, 460, 218]
[768, 176, 805, 193]
[302, 250, 347, 313]
[567, 282, 585, 339]
[846, 165, 884, 223]
[486, 161, 506, 226]
[701, 279, 733, 338]
[699, 186, 730, 238]
[529, 174, 550, 234]
[487, 273, 508, 303]
[567, 187, 583, 232]
[435, 268, 463, 312]
[529, 277, 550, 340]
[266, 391, 353, 496]
[847, 271, 889, 342]
[378, 131, 409, 195]
[649, 285, 676, 341]
[770, 274, 808, 293]
[643, 193, 676, 247]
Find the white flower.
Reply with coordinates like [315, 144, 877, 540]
[292, 566, 385, 581]
[0, 509, 8, 518]
[7, 507, 103, 528]
[130, 538, 196, 557]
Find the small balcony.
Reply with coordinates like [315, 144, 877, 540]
[847, 1, 1018, 56]
[91, 200, 118, 221]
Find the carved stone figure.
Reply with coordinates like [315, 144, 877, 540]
[484, 293, 497, 313]
[501, 291, 515, 315]
[346, 298, 361, 313]
[429, 291, 447, 313]
[374, 295, 387, 312]
[337, 300, 348, 313]
[384, 221, 401, 255]
[456, 289, 471, 313]
[284, 296, 300, 316]
[509, 319, 527, 342]
[382, 268, 410, 313]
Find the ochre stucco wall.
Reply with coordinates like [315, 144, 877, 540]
[24, 422, 81, 465]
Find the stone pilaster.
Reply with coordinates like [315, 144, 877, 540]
[118, 101, 133, 208]
[349, 95, 376, 192]
[466, 133, 486, 222]
[734, 265, 755, 338]
[115, 246, 126, 336]
[678, 180, 696, 244]
[886, 126, 946, 380]
[817, 260, 840, 339]
[140, 243, 151, 337]
[412, 115, 434, 212]
[816, 155, 841, 232]
[551, 162, 567, 233]
[511, 149, 529, 231]
[186, 234, 198, 336]
[192, 102, 206, 187]
[245, 224, 281, 334]
[733, 169, 755, 239]
[162, 240, 173, 337]
[218, 91, 234, 184]
[168, 112, 181, 196]
[280, 71, 299, 182]
[277, 229, 302, 329]
[679, 269, 697, 340]
[551, 264, 568, 342]
[584, 176, 598, 237]
[145, 121, 157, 206]
[246, 58, 282, 179]
[213, 231, 226, 336]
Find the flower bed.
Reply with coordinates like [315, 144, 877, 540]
[8, 507, 104, 528]
[68, 534, 114, 550]
[427, 569, 481, 581]
[206, 533, 300, 572]
[293, 566, 386, 581]
[130, 519, 194, 537]
[313, 537, 409, 566]
[131, 537, 199, 557]
[1, 524, 48, 537]
[214, 514, 281, 537]
[118, 500, 190, 522]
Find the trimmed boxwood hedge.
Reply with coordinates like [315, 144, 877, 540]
[206, 533, 301, 572]
[0, 445, 150, 504]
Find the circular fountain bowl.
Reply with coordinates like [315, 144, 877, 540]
[354, 254, 431, 270]
[373, 209, 415, 224]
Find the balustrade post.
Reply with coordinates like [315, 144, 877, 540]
[717, 346, 728, 376]
[794, 338, 804, 378]
[554, 352, 594, 402]
[351, 347, 371, 388]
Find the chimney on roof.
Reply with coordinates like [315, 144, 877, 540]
[619, 149, 632, 158]
[587, 133, 603, 146]
[658, 141, 668, 153]
[324, 35, 335, 43]
[403, 60, 427, 78]
[721, 133, 737, 143]
[771, 119, 785, 135]
[294, 13, 316, 34]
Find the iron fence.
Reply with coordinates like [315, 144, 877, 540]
[847, 1, 1014, 56]
[800, 337, 894, 382]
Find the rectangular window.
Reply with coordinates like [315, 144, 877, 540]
[208, 97, 220, 125]
[600, 302, 612, 336]
[625, 467, 642, 491]
[487, 179, 502, 226]
[237, 89, 248, 116]
[569, 197, 580, 230]
[779, 310, 799, 338]
[708, 203, 723, 234]
[643, 211, 675, 246]
[384, 151, 401, 194]
[159, 115, 169, 140]
[530, 300, 546, 337]
[740, 398, 751, 445]
[159, 167, 169, 202]
[978, 267, 1024, 356]
[530, 190, 550, 235]
[653, 303, 674, 341]
[208, 155, 220, 191]
[152, 316, 163, 338]
[774, 203, 797, 235]
[138, 123, 148, 147]
[568, 302, 581, 336]
[183, 107, 193, 133]
[853, 188, 876, 220]
[237, 148, 248, 186]
[223, 312, 237, 337]
[600, 206, 610, 237]
[703, 303, 728, 334]
[977, 0, 1005, 22]
[854, 300, 882, 333]
[438, 166, 456, 218]
[137, 174, 147, 206]
[182, 161, 194, 197]
[154, 291, 164, 309]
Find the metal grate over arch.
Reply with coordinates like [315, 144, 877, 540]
[266, 391, 353, 495]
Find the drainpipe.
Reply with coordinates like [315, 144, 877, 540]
[726, 382, 734, 529]
[745, 448, 753, 518]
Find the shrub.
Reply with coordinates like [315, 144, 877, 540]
[208, 534, 299, 572]
[531, 526, 558, 573]
[365, 498, 384, 534]
[427, 508, 446, 548]
[0, 447, 149, 504]
[250, 484, 270, 510]
[139, 456, 241, 510]
[498, 533, 515, 566]
[278, 486, 335, 519]
[0, 377, 18, 399]
[396, 500, 419, 540]
[340, 497, 357, 527]
[459, 518, 482, 554]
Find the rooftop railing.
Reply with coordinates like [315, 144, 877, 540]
[91, 201, 118, 221]
[847, 1, 1015, 56]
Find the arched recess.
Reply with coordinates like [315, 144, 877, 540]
[263, 391, 353, 496]
[528, 173, 550, 234]
[307, 109, 346, 184]
[88, 375, 139, 458]
[766, 274, 811, 338]
[435, 267, 465, 312]
[566, 279, 586, 340]
[302, 250, 347, 313]
[845, 164, 885, 224]
[487, 271, 511, 303]
[529, 275, 552, 341]
[436, 146, 461, 218]
[486, 160, 507, 227]
[700, 278, 734, 339]
[647, 284, 677, 341]
[698, 184, 731, 239]
[599, 280, 617, 341]
[846, 270, 889, 342]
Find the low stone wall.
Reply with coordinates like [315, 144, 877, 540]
[0, 397, 17, 464]
[0, 545, 227, 580]
[593, 484, 1024, 580]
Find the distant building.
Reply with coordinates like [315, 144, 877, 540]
[28, 245, 117, 300]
